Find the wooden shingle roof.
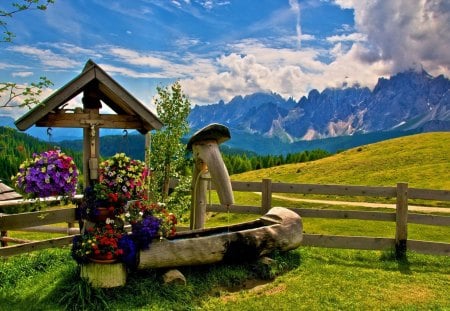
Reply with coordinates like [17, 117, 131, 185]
[14, 59, 163, 134]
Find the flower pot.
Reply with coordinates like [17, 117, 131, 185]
[89, 253, 117, 264]
[93, 207, 115, 222]
[89, 258, 118, 264]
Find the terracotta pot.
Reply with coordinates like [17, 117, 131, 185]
[89, 254, 117, 264]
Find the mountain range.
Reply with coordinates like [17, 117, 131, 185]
[1, 68, 449, 155]
[189, 68, 450, 145]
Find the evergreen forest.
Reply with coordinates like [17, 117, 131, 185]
[1, 127, 330, 188]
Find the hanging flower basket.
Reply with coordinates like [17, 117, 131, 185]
[11, 149, 78, 200]
[98, 153, 148, 200]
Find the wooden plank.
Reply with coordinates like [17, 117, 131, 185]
[36, 113, 144, 129]
[15, 67, 96, 131]
[95, 68, 163, 131]
[0, 236, 33, 244]
[0, 208, 77, 230]
[271, 182, 397, 197]
[207, 204, 262, 215]
[227, 181, 262, 192]
[20, 226, 80, 235]
[407, 213, 450, 226]
[0, 236, 74, 257]
[408, 240, 450, 256]
[291, 208, 396, 221]
[0, 195, 83, 208]
[301, 234, 395, 250]
[408, 188, 450, 201]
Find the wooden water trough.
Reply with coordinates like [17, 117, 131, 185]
[138, 206, 303, 269]
[81, 207, 302, 287]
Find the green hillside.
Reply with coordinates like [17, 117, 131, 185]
[232, 132, 450, 190]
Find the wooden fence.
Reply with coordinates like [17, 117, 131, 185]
[1, 179, 449, 258]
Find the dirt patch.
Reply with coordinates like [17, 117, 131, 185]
[226, 278, 272, 293]
[216, 277, 286, 303]
[250, 283, 287, 296]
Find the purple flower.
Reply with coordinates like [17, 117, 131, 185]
[12, 149, 78, 199]
[131, 215, 161, 250]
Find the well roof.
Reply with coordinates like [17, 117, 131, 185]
[14, 59, 163, 134]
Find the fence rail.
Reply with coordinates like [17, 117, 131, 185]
[1, 180, 449, 257]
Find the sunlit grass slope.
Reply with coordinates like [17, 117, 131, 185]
[232, 132, 450, 190]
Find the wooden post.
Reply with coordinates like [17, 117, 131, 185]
[67, 222, 75, 235]
[80, 262, 127, 288]
[261, 178, 272, 214]
[395, 182, 408, 259]
[190, 159, 208, 229]
[0, 230, 7, 247]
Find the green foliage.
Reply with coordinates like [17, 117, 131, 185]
[0, 77, 53, 108]
[223, 148, 330, 174]
[56, 271, 110, 311]
[149, 82, 191, 217]
[1, 1, 54, 111]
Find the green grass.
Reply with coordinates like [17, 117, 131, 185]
[1, 133, 450, 309]
[0, 247, 449, 310]
[232, 132, 450, 190]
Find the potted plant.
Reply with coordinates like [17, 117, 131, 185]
[72, 222, 126, 263]
[11, 149, 78, 201]
[73, 153, 177, 269]
[77, 153, 148, 222]
[78, 184, 128, 222]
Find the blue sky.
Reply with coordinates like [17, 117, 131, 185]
[1, 0, 449, 119]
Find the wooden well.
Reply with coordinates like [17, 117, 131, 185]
[14, 59, 163, 187]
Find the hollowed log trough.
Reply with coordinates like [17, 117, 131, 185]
[138, 207, 303, 269]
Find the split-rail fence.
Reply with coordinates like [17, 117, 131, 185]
[1, 180, 449, 258]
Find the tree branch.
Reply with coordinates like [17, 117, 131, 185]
[0, 77, 53, 109]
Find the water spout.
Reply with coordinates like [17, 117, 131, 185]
[188, 124, 234, 228]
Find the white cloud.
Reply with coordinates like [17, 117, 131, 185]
[179, 36, 394, 104]
[334, 0, 450, 77]
[8, 45, 81, 69]
[289, 0, 302, 48]
[180, 1, 450, 104]
[12, 72, 33, 78]
[326, 33, 366, 43]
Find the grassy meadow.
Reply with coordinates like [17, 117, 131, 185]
[232, 132, 450, 190]
[1, 132, 450, 310]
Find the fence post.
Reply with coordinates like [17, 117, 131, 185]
[395, 182, 408, 259]
[1, 230, 7, 247]
[261, 178, 272, 214]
